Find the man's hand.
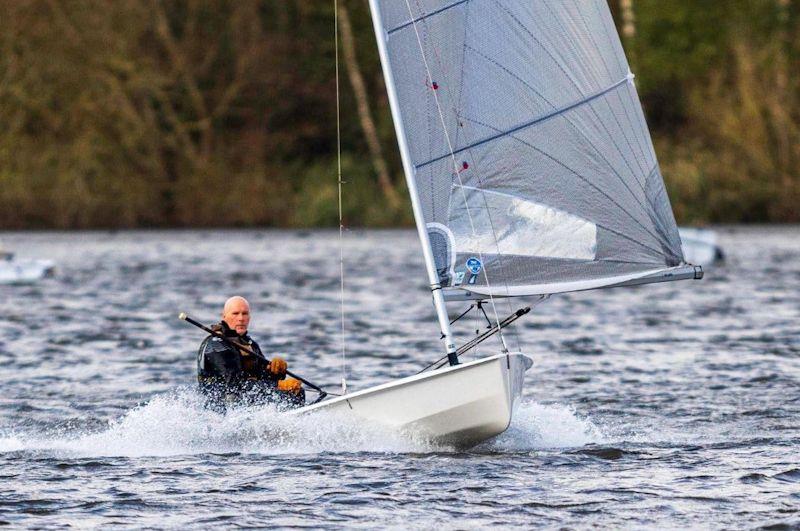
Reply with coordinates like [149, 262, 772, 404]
[277, 377, 302, 395]
[269, 357, 288, 378]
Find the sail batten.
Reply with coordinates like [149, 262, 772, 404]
[373, 0, 690, 298]
[388, 0, 470, 35]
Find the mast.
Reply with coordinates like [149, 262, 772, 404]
[366, 0, 458, 365]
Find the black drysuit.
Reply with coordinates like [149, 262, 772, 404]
[196, 321, 304, 410]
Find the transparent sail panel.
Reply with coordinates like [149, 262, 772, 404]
[377, 0, 685, 295]
[449, 186, 597, 260]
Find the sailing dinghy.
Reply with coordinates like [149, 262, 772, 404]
[293, 0, 703, 448]
[0, 248, 55, 284]
[679, 227, 725, 265]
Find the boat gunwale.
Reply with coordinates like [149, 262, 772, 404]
[292, 352, 531, 415]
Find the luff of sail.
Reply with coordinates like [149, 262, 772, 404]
[374, 0, 694, 297]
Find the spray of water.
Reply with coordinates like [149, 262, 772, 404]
[485, 401, 606, 451]
[0, 391, 607, 457]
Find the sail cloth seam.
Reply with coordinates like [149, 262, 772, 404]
[643, 164, 682, 263]
[588, 0, 653, 166]
[502, 0, 650, 189]
[388, 0, 470, 35]
[402, 0, 510, 352]
[414, 75, 629, 171]
[573, 1, 652, 166]
[462, 43, 655, 229]
[457, 115, 669, 259]
[538, 0, 648, 178]
[581, 19, 652, 169]
[643, 165, 675, 248]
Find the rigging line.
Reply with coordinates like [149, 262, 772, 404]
[472, 303, 480, 360]
[413, 0, 534, 354]
[457, 0, 526, 354]
[449, 304, 475, 325]
[334, 0, 347, 394]
[403, 0, 509, 353]
[456, 0, 522, 353]
[421, 0, 521, 352]
[462, 43, 657, 237]
[456, 117, 670, 259]
[453, 0, 470, 150]
[498, 0, 648, 179]
[410, 0, 518, 348]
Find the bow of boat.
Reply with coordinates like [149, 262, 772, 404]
[293, 352, 531, 449]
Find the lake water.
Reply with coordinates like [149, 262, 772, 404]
[1, 227, 798, 528]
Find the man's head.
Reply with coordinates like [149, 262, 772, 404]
[222, 296, 251, 335]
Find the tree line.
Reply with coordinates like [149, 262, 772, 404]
[0, 0, 797, 229]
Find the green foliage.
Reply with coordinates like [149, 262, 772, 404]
[289, 156, 411, 228]
[0, 0, 797, 227]
[630, 0, 800, 222]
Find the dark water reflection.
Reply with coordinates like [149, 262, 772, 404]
[0, 227, 798, 528]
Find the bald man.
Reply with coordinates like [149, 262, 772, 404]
[197, 296, 304, 410]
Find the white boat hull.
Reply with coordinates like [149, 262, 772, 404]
[294, 353, 532, 448]
[0, 259, 55, 284]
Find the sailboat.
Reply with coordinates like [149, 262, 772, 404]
[292, 0, 703, 448]
[679, 227, 725, 265]
[0, 245, 55, 284]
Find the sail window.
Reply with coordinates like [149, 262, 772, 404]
[427, 222, 457, 285]
[449, 186, 597, 261]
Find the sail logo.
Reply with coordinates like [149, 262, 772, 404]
[466, 257, 482, 275]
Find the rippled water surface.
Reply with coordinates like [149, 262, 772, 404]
[1, 227, 798, 528]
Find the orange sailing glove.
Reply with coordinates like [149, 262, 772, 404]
[277, 377, 302, 395]
[269, 357, 287, 378]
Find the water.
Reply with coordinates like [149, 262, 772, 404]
[1, 227, 798, 528]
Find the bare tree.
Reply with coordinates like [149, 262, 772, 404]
[337, 1, 401, 209]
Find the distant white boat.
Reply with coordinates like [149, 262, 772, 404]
[679, 228, 725, 266]
[0, 254, 55, 284]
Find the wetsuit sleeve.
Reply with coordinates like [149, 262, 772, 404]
[249, 340, 276, 381]
[198, 336, 242, 386]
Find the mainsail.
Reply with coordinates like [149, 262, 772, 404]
[369, 0, 698, 298]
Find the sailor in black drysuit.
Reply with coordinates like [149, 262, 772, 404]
[197, 298, 305, 411]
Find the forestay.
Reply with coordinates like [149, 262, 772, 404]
[374, 0, 689, 297]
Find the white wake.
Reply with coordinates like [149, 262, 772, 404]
[0, 391, 607, 457]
